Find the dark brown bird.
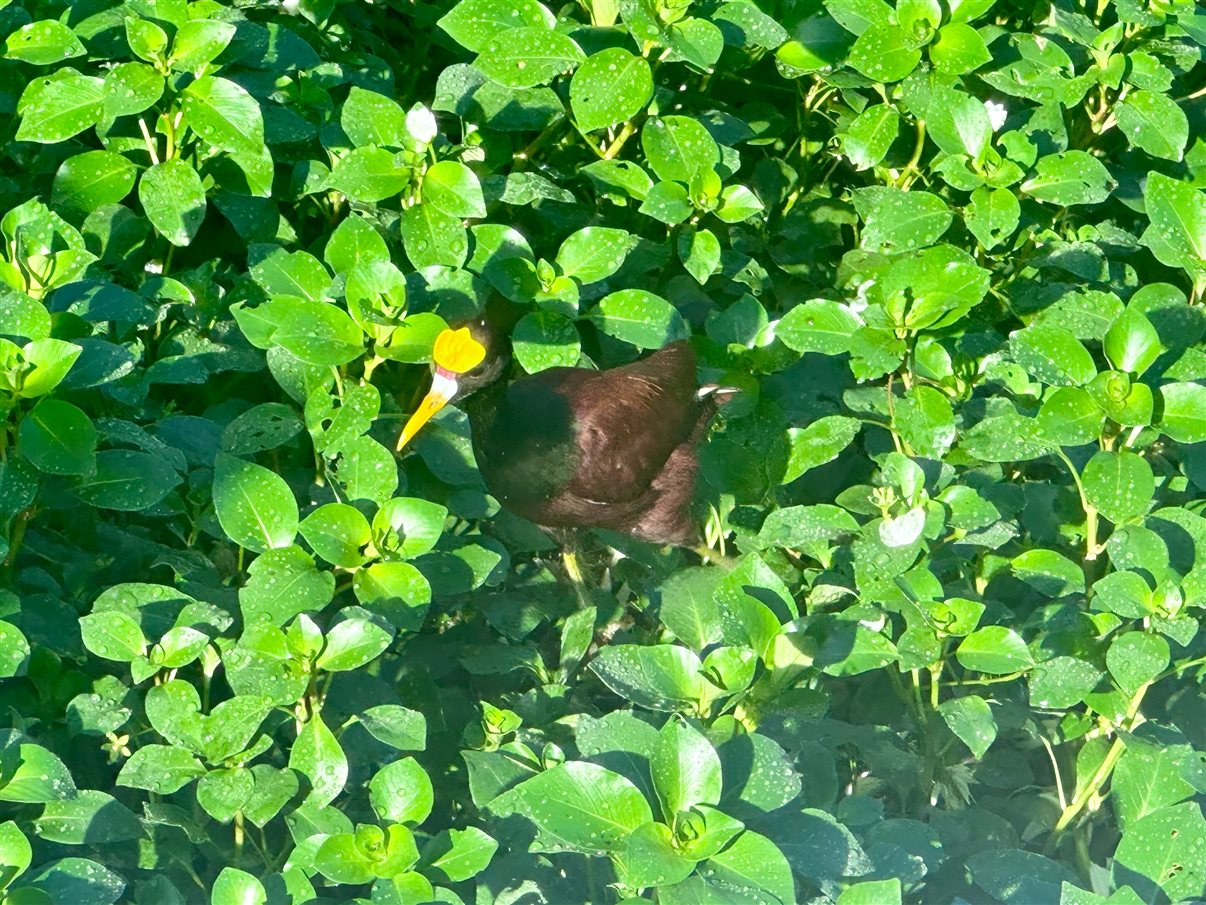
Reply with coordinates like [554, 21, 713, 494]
[395, 318, 731, 547]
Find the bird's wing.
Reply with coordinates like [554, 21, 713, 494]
[552, 341, 703, 505]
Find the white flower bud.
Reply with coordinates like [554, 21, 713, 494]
[406, 105, 438, 145]
[984, 100, 1008, 132]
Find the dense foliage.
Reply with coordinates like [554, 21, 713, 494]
[1, 0, 1205, 901]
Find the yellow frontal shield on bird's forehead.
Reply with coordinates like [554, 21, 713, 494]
[396, 328, 486, 452]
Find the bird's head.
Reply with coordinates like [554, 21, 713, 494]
[395, 311, 511, 453]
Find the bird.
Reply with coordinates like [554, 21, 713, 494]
[394, 312, 733, 551]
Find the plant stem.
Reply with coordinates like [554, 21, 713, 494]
[138, 118, 160, 165]
[603, 120, 638, 159]
[1055, 449, 1099, 560]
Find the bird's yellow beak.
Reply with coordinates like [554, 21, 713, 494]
[396, 328, 486, 453]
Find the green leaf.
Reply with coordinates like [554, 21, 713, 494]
[474, 27, 584, 89]
[373, 497, 447, 560]
[370, 757, 433, 824]
[590, 644, 706, 711]
[589, 289, 688, 349]
[317, 612, 393, 672]
[956, 626, 1034, 674]
[16, 74, 104, 143]
[621, 821, 697, 889]
[17, 399, 97, 476]
[116, 745, 205, 794]
[1029, 656, 1103, 709]
[423, 160, 486, 218]
[300, 503, 371, 567]
[938, 695, 996, 757]
[74, 450, 180, 511]
[1140, 172, 1206, 281]
[848, 24, 922, 81]
[325, 217, 389, 276]
[1112, 803, 1206, 903]
[639, 181, 693, 225]
[328, 147, 410, 203]
[666, 17, 724, 70]
[139, 160, 207, 247]
[289, 714, 347, 808]
[212, 452, 300, 554]
[571, 48, 652, 133]
[715, 184, 765, 223]
[929, 22, 990, 73]
[512, 310, 580, 372]
[16, 338, 81, 398]
[359, 706, 426, 751]
[50, 152, 137, 221]
[169, 19, 235, 70]
[927, 87, 992, 161]
[777, 300, 862, 354]
[556, 226, 636, 284]
[841, 104, 899, 170]
[839, 879, 903, 905]
[1159, 382, 1206, 442]
[1104, 309, 1162, 375]
[1037, 387, 1105, 446]
[342, 86, 406, 147]
[705, 829, 796, 905]
[239, 545, 335, 625]
[353, 562, 432, 632]
[438, 0, 554, 53]
[493, 761, 652, 853]
[34, 791, 141, 845]
[1021, 151, 1114, 206]
[0, 623, 30, 679]
[103, 62, 164, 118]
[400, 204, 468, 268]
[784, 416, 861, 483]
[182, 75, 265, 154]
[233, 296, 363, 366]
[857, 188, 953, 253]
[1106, 631, 1169, 694]
[1115, 90, 1188, 162]
[5, 20, 85, 65]
[965, 186, 1021, 249]
[652, 718, 722, 818]
[1082, 450, 1154, 524]
[79, 611, 146, 662]
[211, 868, 266, 905]
[641, 116, 720, 185]
[423, 826, 499, 883]
[677, 227, 721, 285]
[1010, 324, 1097, 386]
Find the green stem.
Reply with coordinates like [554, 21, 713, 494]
[1055, 449, 1099, 560]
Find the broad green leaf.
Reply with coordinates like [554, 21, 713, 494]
[1115, 90, 1188, 162]
[423, 826, 499, 883]
[1082, 450, 1154, 524]
[842, 104, 899, 170]
[1141, 172, 1206, 281]
[438, 0, 554, 53]
[34, 791, 141, 845]
[590, 644, 706, 712]
[74, 450, 180, 511]
[652, 718, 722, 818]
[103, 62, 164, 117]
[373, 497, 447, 559]
[342, 86, 406, 147]
[777, 300, 862, 354]
[1104, 309, 1162, 376]
[328, 147, 410, 203]
[324, 217, 389, 275]
[423, 160, 486, 218]
[705, 829, 796, 905]
[353, 562, 432, 632]
[1028, 656, 1102, 709]
[938, 695, 996, 757]
[300, 503, 371, 567]
[290, 714, 347, 808]
[1106, 631, 1169, 694]
[400, 203, 468, 268]
[316, 612, 394, 672]
[715, 184, 764, 223]
[639, 181, 693, 225]
[494, 761, 651, 853]
[17, 399, 97, 476]
[233, 296, 362, 366]
[210, 868, 266, 905]
[965, 186, 1021, 249]
[51, 152, 137, 220]
[571, 48, 652, 133]
[116, 745, 205, 794]
[139, 160, 206, 247]
[930, 22, 990, 73]
[16, 338, 81, 398]
[858, 188, 953, 253]
[1037, 387, 1104, 446]
[1010, 325, 1097, 386]
[621, 821, 697, 889]
[239, 545, 335, 625]
[1021, 151, 1114, 206]
[677, 227, 721, 285]
[474, 27, 584, 89]
[927, 87, 992, 161]
[1159, 382, 1206, 442]
[169, 19, 235, 70]
[957, 626, 1034, 674]
[182, 76, 264, 154]
[589, 290, 688, 349]
[369, 757, 433, 824]
[1112, 803, 1206, 903]
[848, 24, 921, 81]
[16, 74, 104, 143]
[641, 116, 720, 185]
[556, 226, 636, 283]
[513, 310, 580, 372]
[0, 623, 30, 679]
[839, 879, 903, 905]
[212, 452, 299, 553]
[5, 20, 85, 65]
[79, 611, 146, 662]
[784, 416, 861, 483]
[359, 706, 426, 751]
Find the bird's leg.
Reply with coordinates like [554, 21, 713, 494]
[692, 545, 737, 569]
